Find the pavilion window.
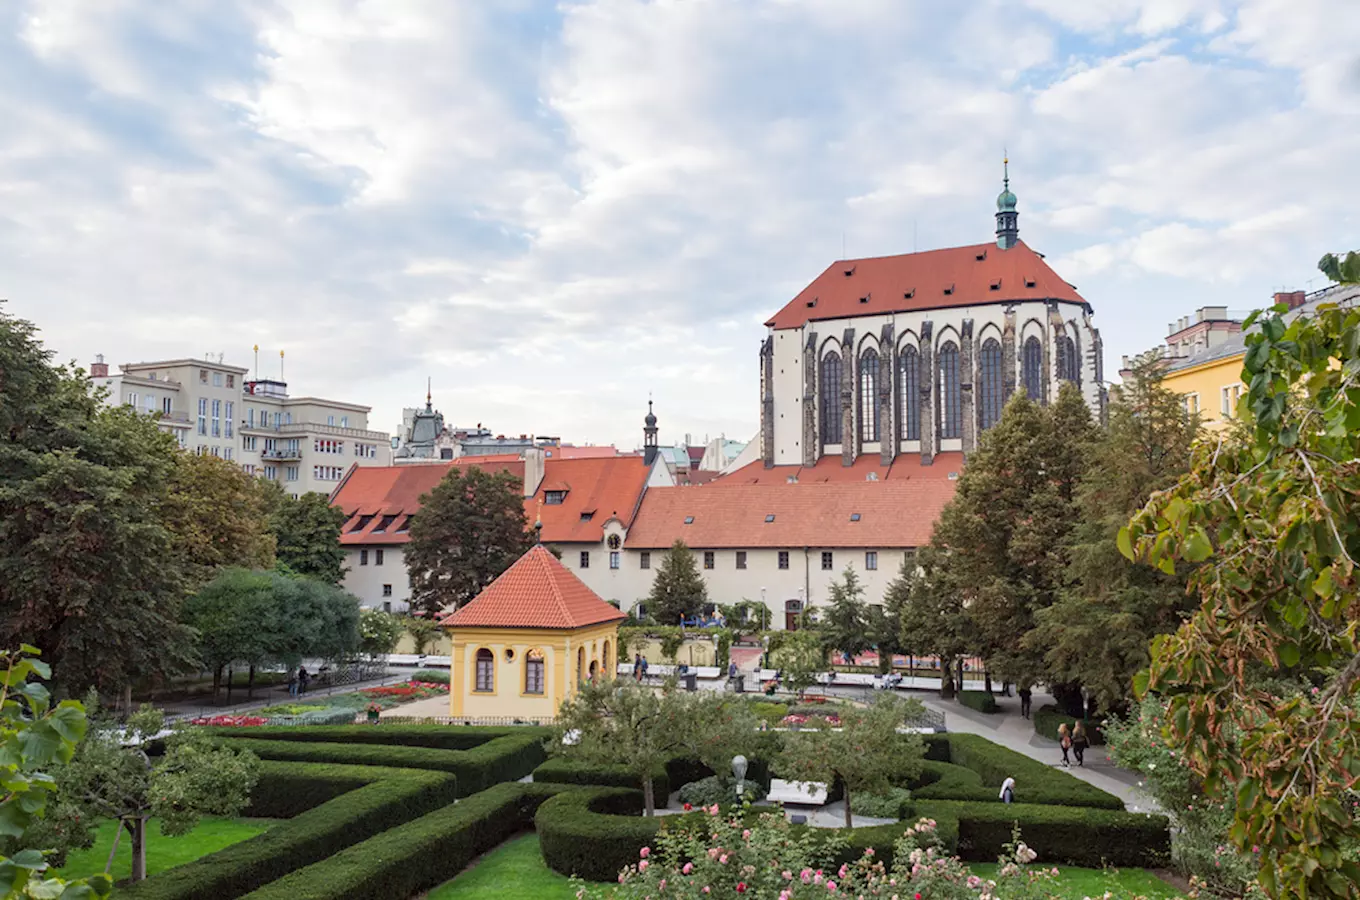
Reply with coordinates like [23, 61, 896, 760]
[858, 349, 881, 443]
[525, 649, 545, 695]
[938, 342, 961, 440]
[475, 648, 494, 692]
[820, 353, 843, 444]
[898, 346, 920, 440]
[978, 338, 1003, 431]
[1022, 337, 1043, 401]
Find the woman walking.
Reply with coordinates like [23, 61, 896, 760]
[1057, 723, 1072, 767]
[1072, 722, 1089, 767]
[999, 777, 1015, 805]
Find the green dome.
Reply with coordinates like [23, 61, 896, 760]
[997, 188, 1017, 212]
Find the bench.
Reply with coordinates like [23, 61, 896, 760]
[766, 778, 828, 807]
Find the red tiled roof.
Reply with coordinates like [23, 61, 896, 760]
[625, 475, 958, 550]
[440, 544, 626, 629]
[717, 452, 965, 485]
[547, 446, 620, 459]
[765, 241, 1086, 330]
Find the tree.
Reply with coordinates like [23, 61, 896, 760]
[265, 488, 346, 583]
[778, 694, 926, 827]
[0, 310, 196, 700]
[818, 566, 871, 663]
[0, 646, 111, 899]
[42, 703, 258, 882]
[553, 680, 757, 817]
[405, 466, 532, 617]
[404, 615, 443, 656]
[273, 577, 361, 665]
[164, 452, 275, 586]
[895, 549, 973, 699]
[182, 569, 281, 703]
[770, 629, 825, 698]
[358, 608, 404, 658]
[1027, 356, 1198, 713]
[645, 540, 709, 626]
[1122, 283, 1360, 899]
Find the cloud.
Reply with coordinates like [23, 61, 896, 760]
[0, 0, 1356, 450]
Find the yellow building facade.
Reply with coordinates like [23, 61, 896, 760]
[441, 545, 625, 721]
[1160, 348, 1246, 431]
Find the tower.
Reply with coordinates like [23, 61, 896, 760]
[643, 399, 658, 466]
[996, 156, 1019, 250]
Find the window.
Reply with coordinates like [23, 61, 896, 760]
[820, 353, 843, 444]
[1185, 393, 1201, 416]
[212, 372, 223, 387]
[198, 398, 208, 435]
[226, 374, 234, 388]
[126, 391, 138, 409]
[525, 649, 545, 694]
[764, 514, 775, 523]
[865, 551, 878, 571]
[778, 551, 790, 570]
[475, 649, 494, 692]
[211, 399, 221, 437]
[684, 516, 694, 524]
[223, 447, 233, 461]
[821, 551, 833, 570]
[210, 446, 221, 458]
[248, 408, 255, 428]
[609, 551, 620, 569]
[243, 436, 256, 451]
[327, 415, 335, 426]
[263, 465, 276, 480]
[162, 396, 172, 415]
[145, 394, 155, 414]
[1022, 337, 1043, 402]
[640, 551, 651, 569]
[225, 401, 234, 437]
[858, 349, 881, 442]
[360, 549, 369, 566]
[938, 341, 961, 440]
[382, 584, 392, 597]
[1221, 384, 1242, 419]
[375, 549, 384, 566]
[898, 346, 920, 441]
[1057, 334, 1080, 385]
[383, 601, 392, 613]
[736, 551, 747, 570]
[850, 513, 861, 522]
[544, 491, 566, 505]
[579, 551, 590, 569]
[703, 551, 715, 570]
[979, 338, 1003, 431]
[199, 369, 208, 384]
[341, 416, 348, 428]
[242, 464, 256, 475]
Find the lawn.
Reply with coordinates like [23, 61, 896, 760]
[53, 816, 273, 883]
[970, 862, 1182, 898]
[427, 833, 576, 900]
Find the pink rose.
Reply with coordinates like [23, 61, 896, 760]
[683, 862, 694, 874]
[827, 881, 837, 893]
[638, 860, 648, 872]
[719, 854, 729, 865]
[742, 829, 751, 840]
[640, 847, 650, 859]
[801, 869, 813, 884]
[709, 848, 720, 859]
[703, 887, 711, 894]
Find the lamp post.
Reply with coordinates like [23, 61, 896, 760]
[732, 754, 748, 802]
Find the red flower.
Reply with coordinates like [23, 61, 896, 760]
[683, 803, 693, 811]
[736, 883, 747, 893]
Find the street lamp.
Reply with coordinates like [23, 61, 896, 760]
[732, 754, 748, 801]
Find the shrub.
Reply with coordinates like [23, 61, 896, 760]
[675, 775, 765, 808]
[1033, 703, 1106, 745]
[536, 786, 658, 882]
[208, 723, 545, 751]
[410, 669, 450, 685]
[848, 786, 913, 819]
[531, 758, 669, 800]
[957, 690, 1000, 713]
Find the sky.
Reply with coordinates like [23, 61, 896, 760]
[2, 0, 1357, 451]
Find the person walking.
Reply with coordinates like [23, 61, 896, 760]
[633, 653, 643, 682]
[1057, 723, 1072, 767]
[297, 665, 310, 696]
[1072, 722, 1089, 767]
[288, 668, 299, 699]
[999, 777, 1015, 805]
[727, 659, 739, 691]
[1018, 685, 1033, 719]
[640, 655, 649, 683]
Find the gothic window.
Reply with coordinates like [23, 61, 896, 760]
[1022, 336, 1043, 402]
[1056, 334, 1080, 385]
[858, 349, 881, 443]
[938, 341, 961, 440]
[820, 353, 843, 444]
[899, 346, 921, 441]
[979, 339, 1003, 431]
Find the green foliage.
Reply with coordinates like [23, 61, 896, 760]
[535, 787, 654, 882]
[404, 466, 532, 618]
[894, 551, 971, 698]
[164, 452, 276, 587]
[356, 609, 404, 658]
[778, 694, 926, 827]
[1121, 288, 1360, 899]
[848, 786, 913, 819]
[1320, 251, 1360, 285]
[265, 489, 346, 584]
[530, 759, 669, 799]
[675, 775, 766, 808]
[919, 733, 1123, 809]
[957, 690, 1000, 714]
[819, 566, 871, 660]
[769, 628, 824, 697]
[404, 617, 443, 656]
[409, 669, 450, 685]
[644, 540, 709, 626]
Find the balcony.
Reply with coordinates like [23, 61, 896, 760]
[261, 448, 303, 461]
[242, 421, 388, 442]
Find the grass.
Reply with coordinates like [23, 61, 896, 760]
[427, 833, 577, 900]
[970, 862, 1182, 898]
[52, 816, 274, 883]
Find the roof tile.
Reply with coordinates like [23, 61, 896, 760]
[439, 545, 626, 629]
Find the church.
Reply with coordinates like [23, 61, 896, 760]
[756, 162, 1103, 470]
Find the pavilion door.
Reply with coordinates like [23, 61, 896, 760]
[785, 613, 799, 631]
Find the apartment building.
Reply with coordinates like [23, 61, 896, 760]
[89, 354, 391, 496]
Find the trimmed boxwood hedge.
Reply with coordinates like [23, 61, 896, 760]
[936, 734, 1122, 810]
[531, 758, 670, 800]
[206, 724, 547, 751]
[536, 786, 657, 882]
[957, 690, 1000, 714]
[1032, 704, 1107, 745]
[118, 762, 458, 900]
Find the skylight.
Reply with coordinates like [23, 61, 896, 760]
[684, 516, 694, 524]
[850, 513, 861, 522]
[765, 514, 775, 523]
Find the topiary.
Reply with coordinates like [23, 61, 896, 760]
[676, 775, 766, 807]
[849, 786, 913, 819]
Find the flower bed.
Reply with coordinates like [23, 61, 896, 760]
[780, 712, 841, 727]
[189, 715, 269, 727]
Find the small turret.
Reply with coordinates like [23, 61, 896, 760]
[643, 399, 659, 466]
[996, 156, 1019, 250]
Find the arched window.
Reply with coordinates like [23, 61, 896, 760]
[1022, 337, 1042, 402]
[525, 648, 545, 695]
[474, 648, 494, 693]
[858, 349, 881, 443]
[938, 342, 961, 440]
[899, 346, 920, 441]
[1056, 334, 1079, 385]
[820, 353, 843, 444]
[978, 339, 1003, 431]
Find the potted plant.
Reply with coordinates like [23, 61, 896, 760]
[366, 702, 382, 724]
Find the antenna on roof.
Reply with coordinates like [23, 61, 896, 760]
[280, 349, 285, 382]
[253, 345, 259, 380]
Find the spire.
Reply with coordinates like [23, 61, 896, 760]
[425, 377, 432, 411]
[995, 152, 1019, 250]
[643, 396, 659, 466]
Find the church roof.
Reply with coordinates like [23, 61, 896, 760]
[439, 544, 626, 630]
[765, 240, 1085, 330]
[718, 451, 964, 485]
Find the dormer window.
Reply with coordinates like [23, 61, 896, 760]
[544, 490, 567, 505]
[850, 513, 861, 522]
[843, 265, 856, 277]
[684, 516, 694, 524]
[866, 472, 879, 482]
[1024, 277, 1037, 288]
[765, 514, 776, 523]
[989, 279, 1002, 291]
[903, 288, 915, 299]
[579, 512, 594, 522]
[943, 284, 955, 296]
[373, 514, 397, 533]
[975, 250, 987, 261]
[806, 297, 818, 308]
[859, 294, 870, 304]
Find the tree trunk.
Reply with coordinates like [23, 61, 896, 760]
[226, 666, 234, 704]
[642, 774, 655, 817]
[843, 784, 853, 828]
[122, 683, 133, 718]
[940, 658, 956, 699]
[984, 672, 994, 694]
[957, 658, 965, 693]
[1051, 682, 1086, 718]
[130, 818, 148, 882]
[248, 664, 256, 700]
[212, 665, 222, 705]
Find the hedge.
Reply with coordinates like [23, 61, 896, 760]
[936, 734, 1122, 810]
[536, 786, 657, 882]
[531, 758, 670, 800]
[119, 762, 458, 900]
[240, 782, 568, 900]
[206, 724, 548, 751]
[1033, 704, 1107, 745]
[957, 690, 1000, 714]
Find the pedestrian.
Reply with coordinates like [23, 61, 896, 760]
[999, 777, 1015, 805]
[633, 652, 643, 682]
[288, 668, 299, 699]
[728, 659, 738, 689]
[1057, 723, 1072, 767]
[1072, 721, 1089, 767]
[1018, 685, 1033, 719]
[640, 656, 649, 682]
[297, 665, 310, 696]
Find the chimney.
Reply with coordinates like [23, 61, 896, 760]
[89, 354, 109, 378]
[1273, 290, 1307, 310]
[522, 447, 546, 498]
